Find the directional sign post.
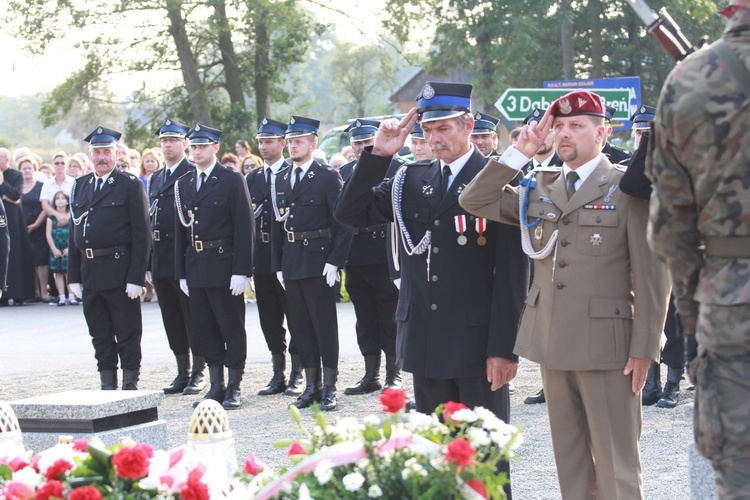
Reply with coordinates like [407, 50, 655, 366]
[495, 88, 632, 122]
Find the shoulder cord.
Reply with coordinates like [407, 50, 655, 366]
[518, 172, 558, 260]
[390, 165, 431, 272]
[174, 180, 194, 228]
[69, 179, 89, 237]
[270, 170, 290, 222]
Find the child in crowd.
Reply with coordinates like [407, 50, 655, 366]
[45, 191, 78, 306]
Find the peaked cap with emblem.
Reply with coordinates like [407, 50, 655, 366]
[416, 81, 473, 123]
[471, 112, 499, 135]
[155, 118, 189, 139]
[603, 105, 617, 123]
[410, 122, 425, 139]
[186, 123, 222, 145]
[256, 117, 287, 139]
[84, 126, 122, 148]
[630, 105, 656, 130]
[285, 116, 320, 138]
[548, 89, 606, 119]
[346, 119, 380, 142]
[522, 108, 547, 126]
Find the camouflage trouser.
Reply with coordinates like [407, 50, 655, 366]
[692, 303, 750, 499]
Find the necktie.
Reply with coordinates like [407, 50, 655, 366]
[566, 171, 579, 200]
[265, 168, 271, 188]
[96, 177, 103, 192]
[164, 168, 171, 184]
[198, 172, 206, 192]
[293, 167, 302, 193]
[441, 165, 451, 198]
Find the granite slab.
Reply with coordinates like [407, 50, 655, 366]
[10, 390, 164, 420]
[22, 420, 168, 452]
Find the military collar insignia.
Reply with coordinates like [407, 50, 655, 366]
[559, 99, 572, 115]
[108, 177, 115, 184]
[88, 177, 94, 184]
[603, 184, 618, 203]
[456, 183, 466, 195]
[283, 172, 289, 180]
[421, 184, 435, 197]
[597, 175, 607, 182]
[422, 83, 435, 100]
[307, 170, 315, 179]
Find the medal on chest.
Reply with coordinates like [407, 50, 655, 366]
[455, 214, 467, 245]
[475, 217, 487, 246]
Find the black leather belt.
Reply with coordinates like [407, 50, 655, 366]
[286, 228, 331, 243]
[192, 238, 233, 252]
[84, 245, 129, 259]
[354, 224, 388, 236]
[258, 231, 271, 243]
[153, 230, 174, 241]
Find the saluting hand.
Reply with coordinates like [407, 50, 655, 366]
[515, 108, 554, 158]
[372, 108, 419, 158]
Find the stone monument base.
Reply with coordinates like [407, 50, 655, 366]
[10, 390, 167, 452]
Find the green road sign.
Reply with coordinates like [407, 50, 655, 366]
[495, 88, 632, 122]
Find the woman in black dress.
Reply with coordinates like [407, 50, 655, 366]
[19, 156, 51, 302]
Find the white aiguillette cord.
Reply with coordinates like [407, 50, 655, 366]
[390, 165, 432, 280]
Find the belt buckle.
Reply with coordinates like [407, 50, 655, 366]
[195, 240, 204, 252]
[153, 230, 161, 241]
[261, 232, 270, 243]
[85, 248, 94, 259]
[287, 232, 295, 243]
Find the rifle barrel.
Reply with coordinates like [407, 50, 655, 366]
[623, 0, 659, 26]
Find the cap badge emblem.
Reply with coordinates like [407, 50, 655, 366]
[475, 113, 482, 120]
[290, 117, 296, 124]
[166, 119, 171, 125]
[195, 125, 201, 131]
[97, 127, 103, 134]
[559, 99, 572, 115]
[423, 83, 435, 100]
[262, 118, 268, 124]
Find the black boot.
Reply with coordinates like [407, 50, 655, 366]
[641, 362, 662, 406]
[383, 354, 403, 390]
[183, 356, 206, 395]
[258, 354, 287, 396]
[656, 367, 682, 408]
[320, 367, 338, 411]
[193, 366, 225, 408]
[122, 369, 140, 390]
[99, 370, 118, 390]
[524, 389, 545, 404]
[291, 368, 321, 409]
[223, 368, 243, 410]
[163, 354, 191, 394]
[284, 355, 304, 397]
[345, 355, 382, 395]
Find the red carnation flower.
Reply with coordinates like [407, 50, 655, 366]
[243, 455, 264, 476]
[180, 468, 209, 500]
[73, 439, 89, 452]
[445, 438, 476, 467]
[8, 457, 29, 472]
[466, 479, 488, 498]
[3, 481, 34, 500]
[379, 388, 407, 413]
[44, 459, 73, 480]
[287, 442, 306, 457]
[35, 479, 65, 500]
[442, 401, 469, 425]
[68, 486, 103, 500]
[111, 445, 151, 479]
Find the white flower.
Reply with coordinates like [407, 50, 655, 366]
[335, 417, 363, 438]
[314, 459, 334, 485]
[12, 466, 42, 488]
[281, 481, 293, 494]
[511, 433, 524, 451]
[468, 427, 491, 447]
[450, 408, 478, 423]
[368, 484, 383, 498]
[482, 416, 509, 432]
[299, 483, 312, 500]
[490, 430, 511, 447]
[342, 471, 365, 492]
[356, 458, 371, 470]
[474, 406, 497, 421]
[363, 415, 380, 426]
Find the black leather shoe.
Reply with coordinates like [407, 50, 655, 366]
[223, 369, 243, 410]
[164, 354, 191, 394]
[99, 370, 118, 390]
[383, 354, 402, 390]
[258, 354, 287, 396]
[656, 380, 680, 408]
[122, 369, 140, 390]
[524, 389, 545, 404]
[291, 368, 321, 409]
[183, 356, 206, 395]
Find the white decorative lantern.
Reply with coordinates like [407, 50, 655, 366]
[0, 401, 26, 458]
[187, 400, 237, 482]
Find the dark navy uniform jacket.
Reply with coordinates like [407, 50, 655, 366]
[602, 142, 631, 165]
[271, 161, 353, 280]
[338, 157, 404, 267]
[148, 158, 193, 280]
[68, 169, 151, 291]
[174, 162, 254, 288]
[335, 147, 529, 379]
[245, 164, 283, 276]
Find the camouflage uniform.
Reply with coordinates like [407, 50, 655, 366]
[647, 9, 750, 498]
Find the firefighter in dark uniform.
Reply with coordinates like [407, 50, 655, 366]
[469, 111, 501, 157]
[149, 118, 206, 396]
[409, 123, 434, 161]
[335, 83, 528, 498]
[173, 123, 254, 409]
[271, 115, 354, 411]
[0, 199, 8, 299]
[68, 127, 151, 390]
[339, 119, 404, 395]
[601, 105, 632, 164]
[246, 117, 300, 397]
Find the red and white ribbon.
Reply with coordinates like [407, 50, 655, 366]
[455, 214, 467, 235]
[475, 217, 486, 236]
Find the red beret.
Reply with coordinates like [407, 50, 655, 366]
[549, 90, 606, 118]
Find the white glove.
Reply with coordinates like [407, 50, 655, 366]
[179, 279, 189, 296]
[393, 278, 401, 290]
[145, 271, 152, 284]
[230, 275, 246, 296]
[276, 271, 285, 290]
[247, 276, 255, 294]
[69, 283, 83, 299]
[126, 283, 142, 300]
[322, 263, 338, 288]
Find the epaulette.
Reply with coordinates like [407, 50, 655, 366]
[405, 159, 433, 168]
[613, 163, 627, 172]
[129, 174, 138, 181]
[533, 166, 562, 173]
[392, 157, 406, 165]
